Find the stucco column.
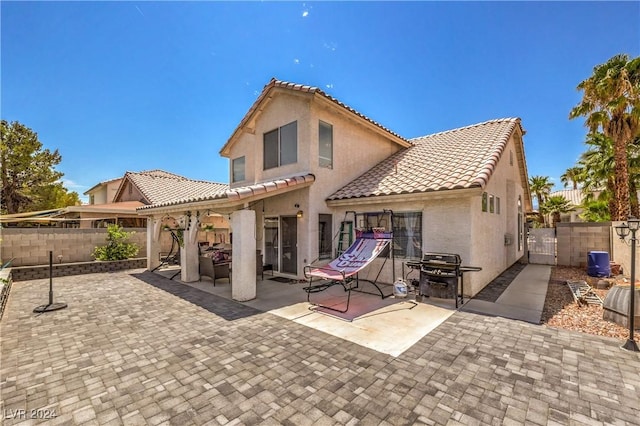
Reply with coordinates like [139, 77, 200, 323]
[180, 213, 200, 283]
[231, 209, 256, 301]
[147, 217, 162, 271]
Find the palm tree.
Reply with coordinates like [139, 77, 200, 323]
[575, 132, 640, 218]
[529, 175, 553, 226]
[570, 54, 640, 221]
[529, 175, 553, 206]
[560, 167, 582, 190]
[541, 195, 573, 227]
[577, 132, 616, 216]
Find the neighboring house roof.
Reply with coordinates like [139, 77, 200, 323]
[83, 177, 123, 195]
[328, 118, 525, 200]
[219, 78, 411, 156]
[114, 170, 229, 206]
[138, 173, 316, 211]
[549, 188, 597, 207]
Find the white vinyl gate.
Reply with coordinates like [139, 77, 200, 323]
[528, 228, 556, 265]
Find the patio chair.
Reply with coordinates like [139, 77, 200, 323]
[199, 256, 231, 286]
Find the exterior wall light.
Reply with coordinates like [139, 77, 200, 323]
[297, 210, 303, 219]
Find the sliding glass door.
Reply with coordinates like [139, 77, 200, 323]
[264, 216, 297, 275]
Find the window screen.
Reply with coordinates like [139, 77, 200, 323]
[232, 156, 245, 182]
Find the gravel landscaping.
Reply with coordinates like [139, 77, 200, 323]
[542, 265, 639, 343]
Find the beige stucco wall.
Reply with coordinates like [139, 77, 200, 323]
[118, 180, 146, 203]
[226, 89, 406, 278]
[227, 92, 312, 187]
[87, 179, 122, 205]
[610, 221, 640, 277]
[92, 189, 108, 205]
[467, 133, 527, 293]
[199, 215, 231, 245]
[226, 91, 402, 192]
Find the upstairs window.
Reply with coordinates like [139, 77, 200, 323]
[319, 121, 333, 168]
[264, 121, 297, 170]
[232, 156, 245, 182]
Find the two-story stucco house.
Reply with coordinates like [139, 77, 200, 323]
[138, 78, 532, 302]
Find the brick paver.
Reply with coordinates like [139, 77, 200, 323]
[1, 270, 639, 425]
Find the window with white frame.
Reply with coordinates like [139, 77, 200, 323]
[232, 156, 245, 183]
[264, 121, 297, 170]
[319, 121, 333, 168]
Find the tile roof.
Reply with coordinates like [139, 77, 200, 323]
[327, 118, 523, 200]
[220, 78, 409, 155]
[550, 189, 588, 206]
[125, 170, 229, 207]
[83, 176, 123, 195]
[137, 173, 315, 211]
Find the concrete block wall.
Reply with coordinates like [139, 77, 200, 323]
[0, 268, 12, 319]
[10, 258, 147, 281]
[556, 222, 611, 267]
[0, 228, 149, 267]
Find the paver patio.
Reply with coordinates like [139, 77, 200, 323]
[1, 269, 639, 425]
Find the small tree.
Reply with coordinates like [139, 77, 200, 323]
[0, 120, 80, 214]
[93, 224, 139, 261]
[579, 199, 611, 222]
[541, 195, 574, 227]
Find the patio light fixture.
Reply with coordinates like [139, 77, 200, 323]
[614, 218, 640, 352]
[297, 210, 303, 219]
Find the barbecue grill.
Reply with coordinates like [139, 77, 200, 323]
[406, 252, 481, 308]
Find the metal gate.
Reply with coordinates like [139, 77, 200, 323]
[528, 228, 556, 265]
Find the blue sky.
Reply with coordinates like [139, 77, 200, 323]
[2, 1, 639, 203]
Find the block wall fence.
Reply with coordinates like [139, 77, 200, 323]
[0, 228, 174, 267]
[556, 222, 612, 268]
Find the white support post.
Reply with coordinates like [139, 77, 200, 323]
[147, 216, 162, 271]
[231, 209, 256, 301]
[180, 212, 200, 283]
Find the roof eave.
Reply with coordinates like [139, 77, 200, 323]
[326, 186, 484, 207]
[138, 175, 315, 216]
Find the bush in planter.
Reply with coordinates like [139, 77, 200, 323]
[93, 224, 140, 261]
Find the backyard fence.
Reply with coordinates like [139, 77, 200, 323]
[0, 228, 174, 267]
[556, 222, 611, 268]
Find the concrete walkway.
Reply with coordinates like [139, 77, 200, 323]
[461, 264, 551, 323]
[2, 268, 639, 425]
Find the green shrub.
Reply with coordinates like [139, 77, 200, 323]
[93, 224, 139, 261]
